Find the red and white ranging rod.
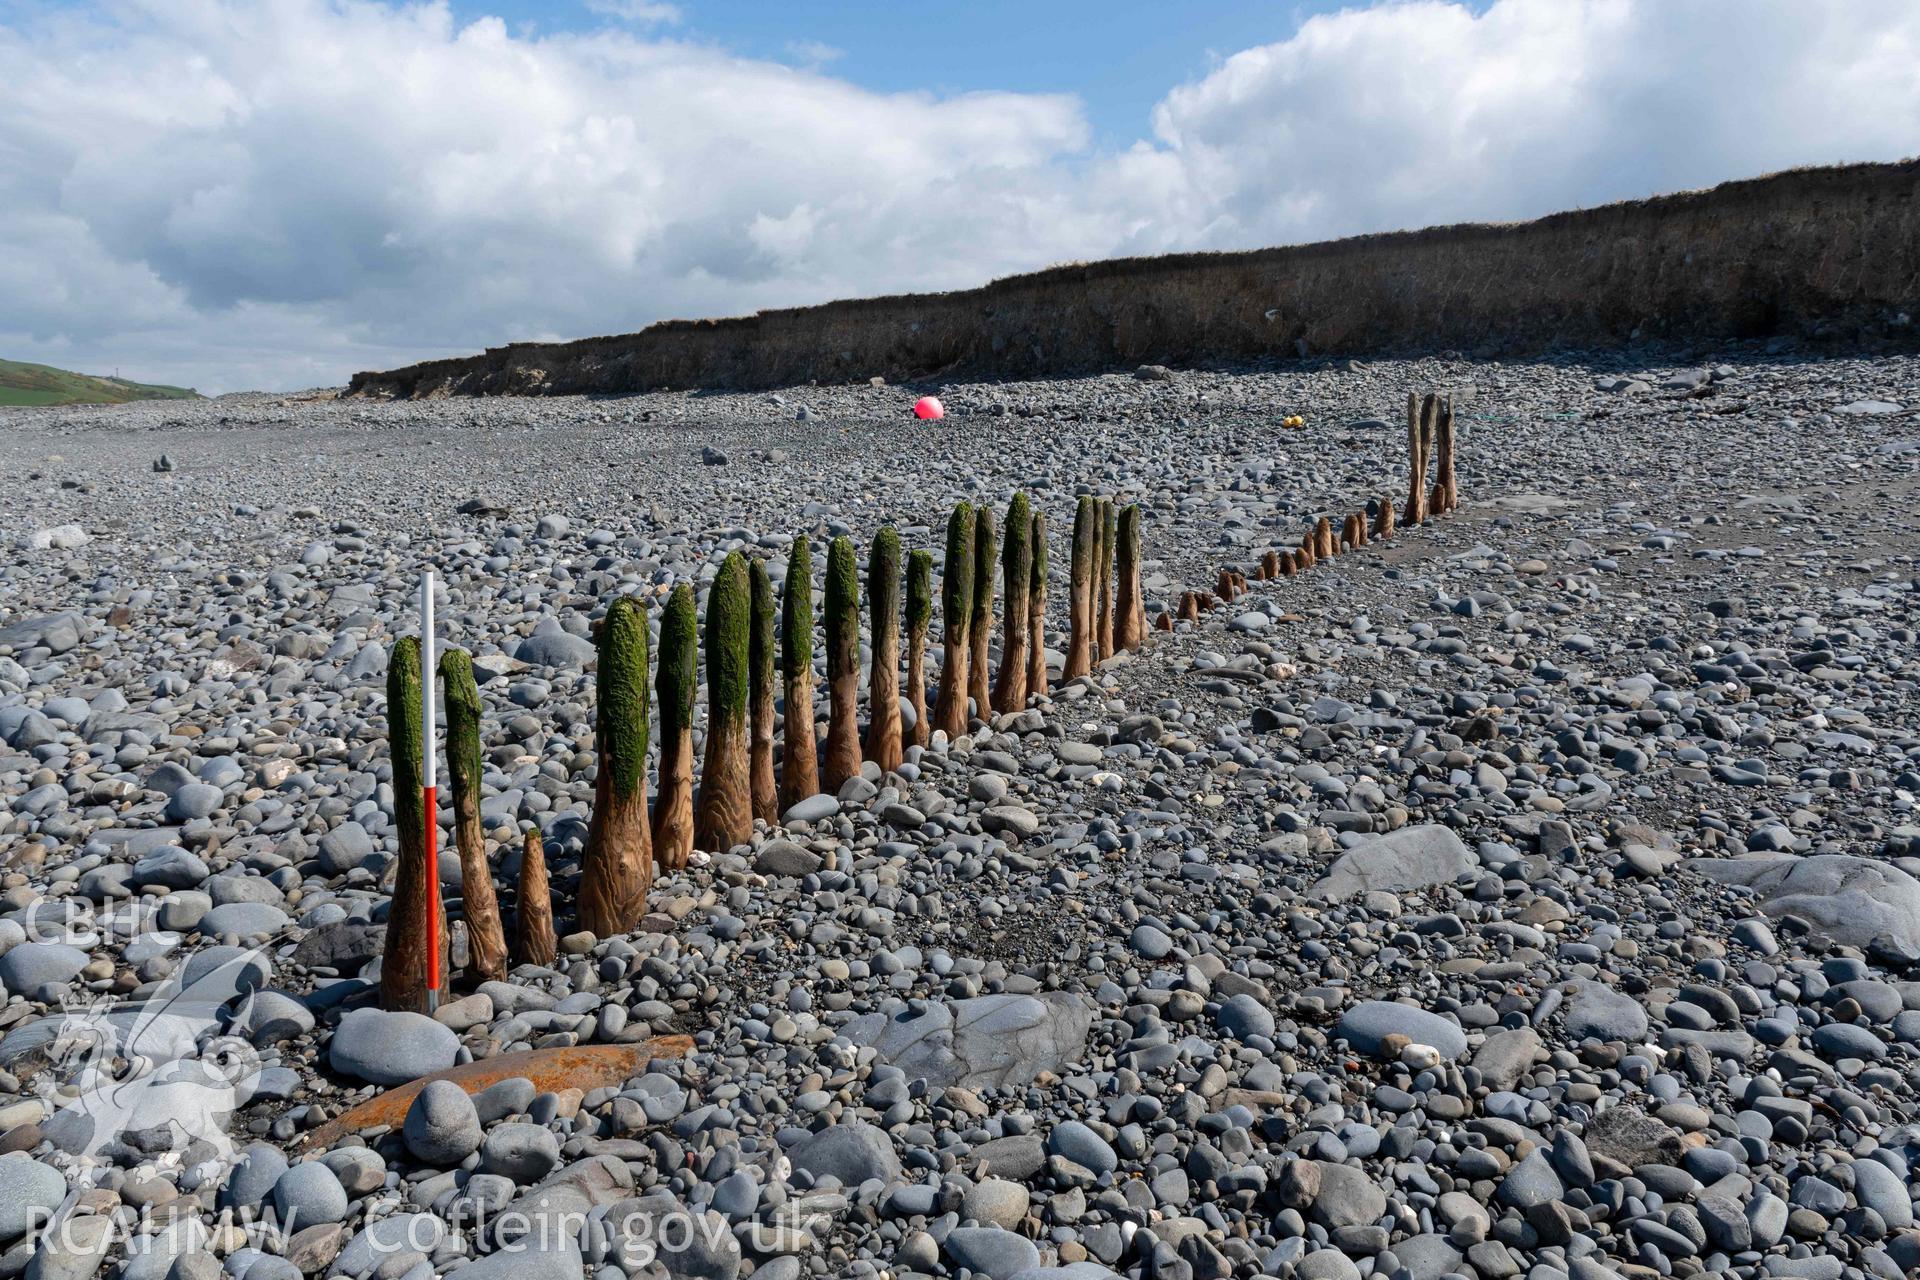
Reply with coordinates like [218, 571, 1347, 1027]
[420, 568, 442, 1013]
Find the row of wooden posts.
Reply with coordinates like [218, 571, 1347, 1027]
[376, 494, 1147, 1012]
[1179, 392, 1460, 619]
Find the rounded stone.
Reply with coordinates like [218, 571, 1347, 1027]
[962, 1177, 1029, 1229]
[0, 943, 90, 1000]
[944, 1225, 1040, 1280]
[478, 1122, 561, 1185]
[223, 1142, 290, 1210]
[1129, 924, 1173, 959]
[0, 1151, 66, 1240]
[402, 1079, 483, 1166]
[781, 794, 839, 825]
[1334, 1001, 1469, 1060]
[785, 1121, 902, 1189]
[1047, 1120, 1118, 1177]
[132, 847, 210, 890]
[272, 1161, 348, 1227]
[327, 1008, 460, 1086]
[196, 901, 289, 939]
[165, 782, 224, 821]
[1216, 993, 1276, 1041]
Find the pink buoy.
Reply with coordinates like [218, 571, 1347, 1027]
[913, 395, 944, 421]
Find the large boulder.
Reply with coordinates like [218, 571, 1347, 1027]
[0, 1153, 66, 1241]
[132, 847, 210, 891]
[1334, 1001, 1469, 1059]
[1310, 824, 1475, 901]
[1472, 1027, 1543, 1091]
[839, 993, 1092, 1091]
[223, 1143, 290, 1210]
[946, 1226, 1041, 1279]
[1562, 979, 1648, 1043]
[1687, 854, 1920, 962]
[1308, 1161, 1387, 1230]
[785, 1121, 901, 1189]
[489, 1157, 635, 1255]
[0, 944, 90, 1001]
[291, 921, 384, 974]
[1582, 1103, 1683, 1169]
[441, 1236, 580, 1280]
[314, 823, 375, 875]
[328, 1008, 458, 1086]
[602, 1194, 738, 1280]
[514, 632, 594, 670]
[403, 1079, 484, 1166]
[330, 1214, 446, 1277]
[0, 613, 86, 655]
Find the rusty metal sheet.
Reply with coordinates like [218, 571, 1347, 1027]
[303, 1035, 693, 1148]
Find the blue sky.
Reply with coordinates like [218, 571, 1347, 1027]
[2, 0, 1913, 392]
[450, 1, 1420, 150]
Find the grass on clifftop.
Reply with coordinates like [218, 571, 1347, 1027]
[0, 358, 200, 407]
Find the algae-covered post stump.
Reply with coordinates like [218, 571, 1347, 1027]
[514, 827, 556, 969]
[381, 635, 449, 1012]
[779, 539, 820, 812]
[864, 527, 904, 773]
[1114, 503, 1145, 653]
[968, 504, 996, 720]
[439, 647, 507, 985]
[581, 595, 653, 935]
[822, 535, 864, 791]
[653, 584, 696, 869]
[932, 503, 975, 740]
[1024, 509, 1048, 700]
[905, 549, 933, 750]
[695, 551, 753, 852]
[1063, 496, 1095, 681]
[748, 558, 778, 825]
[992, 493, 1032, 712]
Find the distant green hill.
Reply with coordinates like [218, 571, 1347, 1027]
[0, 358, 200, 407]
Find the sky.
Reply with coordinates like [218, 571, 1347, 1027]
[1, 0, 1915, 394]
[447, 1, 1409, 151]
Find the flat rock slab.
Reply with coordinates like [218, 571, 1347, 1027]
[305, 1038, 691, 1147]
[1310, 825, 1474, 901]
[1686, 854, 1920, 962]
[840, 992, 1093, 1091]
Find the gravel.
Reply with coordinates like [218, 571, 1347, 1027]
[1, 347, 1918, 1280]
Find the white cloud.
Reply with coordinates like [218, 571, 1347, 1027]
[1098, 0, 1920, 254]
[784, 38, 844, 68]
[0, 0, 1916, 392]
[585, 0, 682, 27]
